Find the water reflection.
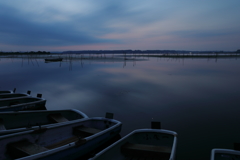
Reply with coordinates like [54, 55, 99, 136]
[1, 57, 240, 160]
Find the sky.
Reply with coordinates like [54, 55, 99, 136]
[0, 0, 240, 52]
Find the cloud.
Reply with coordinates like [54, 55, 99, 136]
[0, 3, 116, 46]
[0, 0, 240, 51]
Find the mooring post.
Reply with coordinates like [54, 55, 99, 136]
[13, 88, 16, 93]
[151, 121, 161, 129]
[105, 112, 114, 119]
[27, 90, 31, 95]
[37, 94, 42, 98]
[234, 143, 240, 151]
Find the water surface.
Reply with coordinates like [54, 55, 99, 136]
[1, 56, 240, 160]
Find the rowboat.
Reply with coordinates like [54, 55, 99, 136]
[0, 96, 46, 112]
[211, 148, 240, 160]
[45, 57, 63, 62]
[0, 93, 30, 100]
[0, 117, 122, 160]
[0, 109, 88, 135]
[0, 90, 15, 95]
[89, 128, 177, 160]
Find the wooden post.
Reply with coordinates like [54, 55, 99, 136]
[234, 143, 240, 151]
[37, 94, 42, 98]
[27, 91, 31, 95]
[151, 121, 161, 129]
[13, 88, 16, 93]
[105, 112, 114, 119]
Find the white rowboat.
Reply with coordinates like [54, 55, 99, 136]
[211, 148, 240, 160]
[0, 97, 46, 112]
[89, 128, 177, 160]
[0, 117, 122, 160]
[0, 109, 88, 135]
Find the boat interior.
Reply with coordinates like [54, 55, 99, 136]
[121, 142, 171, 160]
[92, 131, 174, 160]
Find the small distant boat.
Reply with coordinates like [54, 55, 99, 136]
[0, 93, 30, 100]
[89, 128, 177, 160]
[0, 96, 46, 112]
[0, 117, 122, 160]
[45, 57, 63, 62]
[211, 148, 240, 160]
[0, 109, 88, 135]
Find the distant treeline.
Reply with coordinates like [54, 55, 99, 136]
[62, 50, 239, 54]
[1, 50, 239, 55]
[0, 51, 51, 55]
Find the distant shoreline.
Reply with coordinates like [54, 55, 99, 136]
[1, 49, 240, 55]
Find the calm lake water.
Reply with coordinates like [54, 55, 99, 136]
[1, 55, 240, 160]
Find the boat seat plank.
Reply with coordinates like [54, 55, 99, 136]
[73, 126, 102, 137]
[121, 143, 171, 159]
[76, 126, 102, 134]
[8, 140, 48, 158]
[46, 136, 79, 149]
[0, 118, 6, 130]
[48, 113, 69, 123]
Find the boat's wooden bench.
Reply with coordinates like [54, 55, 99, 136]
[8, 140, 48, 159]
[46, 136, 79, 149]
[48, 113, 69, 123]
[73, 126, 102, 137]
[121, 143, 171, 159]
[0, 118, 6, 130]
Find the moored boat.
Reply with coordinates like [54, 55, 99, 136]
[0, 89, 15, 95]
[0, 117, 122, 160]
[45, 57, 63, 62]
[0, 96, 46, 112]
[211, 148, 240, 160]
[0, 109, 88, 135]
[89, 127, 177, 160]
[0, 93, 30, 100]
